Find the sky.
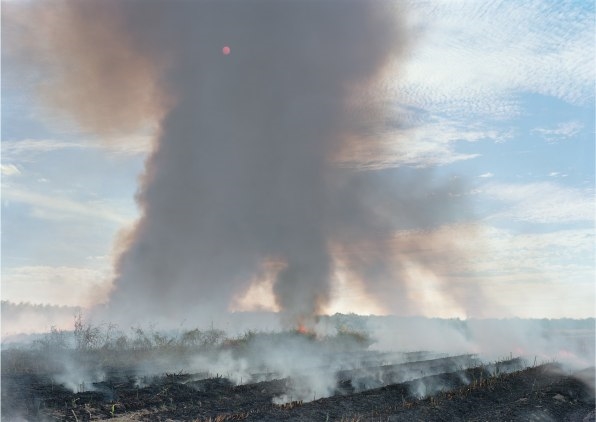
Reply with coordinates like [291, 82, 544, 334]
[2, 0, 595, 320]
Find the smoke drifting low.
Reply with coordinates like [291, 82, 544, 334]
[5, 0, 477, 326]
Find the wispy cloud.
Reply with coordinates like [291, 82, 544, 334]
[482, 182, 595, 224]
[478, 172, 494, 178]
[2, 139, 85, 154]
[338, 115, 509, 169]
[1, 163, 21, 176]
[1, 265, 112, 307]
[368, 1, 593, 173]
[533, 121, 584, 143]
[394, 1, 594, 118]
[2, 184, 132, 224]
[392, 223, 594, 279]
[475, 225, 594, 276]
[548, 172, 567, 178]
[1, 135, 151, 161]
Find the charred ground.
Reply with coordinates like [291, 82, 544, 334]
[2, 329, 594, 421]
[2, 317, 595, 421]
[2, 359, 594, 421]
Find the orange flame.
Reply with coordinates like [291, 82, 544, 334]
[296, 323, 308, 334]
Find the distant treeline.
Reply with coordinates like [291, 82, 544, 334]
[1, 300, 81, 313]
[322, 313, 595, 329]
[2, 300, 593, 340]
[2, 301, 81, 339]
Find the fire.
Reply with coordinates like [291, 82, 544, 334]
[294, 316, 315, 335]
[296, 323, 308, 334]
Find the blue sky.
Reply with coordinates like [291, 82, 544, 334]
[2, 0, 594, 319]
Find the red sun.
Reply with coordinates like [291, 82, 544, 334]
[222, 46, 231, 55]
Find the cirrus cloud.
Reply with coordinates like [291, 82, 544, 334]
[395, 0, 594, 117]
[482, 182, 594, 224]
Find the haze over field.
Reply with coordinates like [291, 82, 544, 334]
[1, 1, 594, 335]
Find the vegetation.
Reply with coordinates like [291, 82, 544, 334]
[1, 313, 372, 377]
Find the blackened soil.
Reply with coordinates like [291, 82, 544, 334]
[2, 364, 593, 421]
[262, 364, 595, 422]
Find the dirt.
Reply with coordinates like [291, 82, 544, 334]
[2, 361, 594, 421]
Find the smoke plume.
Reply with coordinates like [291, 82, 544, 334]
[5, 0, 478, 327]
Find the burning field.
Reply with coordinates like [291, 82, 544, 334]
[2, 0, 595, 420]
[2, 315, 595, 421]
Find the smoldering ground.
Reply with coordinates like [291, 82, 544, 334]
[3, 0, 483, 327]
[2, 315, 593, 410]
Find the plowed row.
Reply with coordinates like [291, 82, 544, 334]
[2, 354, 593, 421]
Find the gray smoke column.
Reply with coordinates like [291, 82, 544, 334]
[5, 1, 479, 326]
[111, 0, 409, 326]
